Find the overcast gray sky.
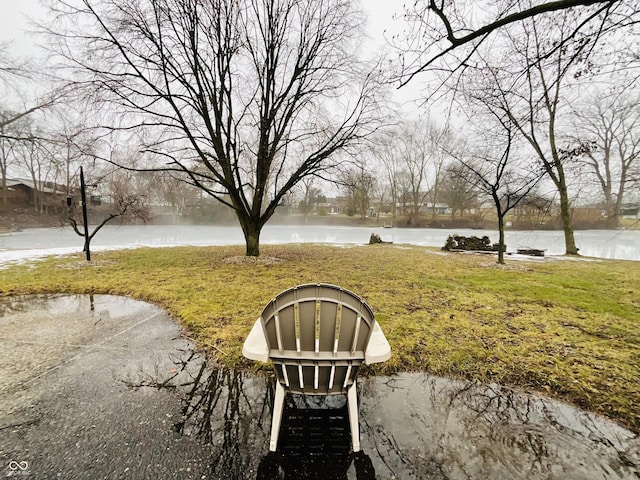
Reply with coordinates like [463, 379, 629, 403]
[0, 0, 42, 53]
[0, 0, 422, 115]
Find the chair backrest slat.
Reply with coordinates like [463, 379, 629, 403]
[314, 364, 319, 390]
[343, 364, 352, 389]
[329, 364, 336, 389]
[333, 302, 342, 355]
[350, 315, 361, 355]
[274, 313, 283, 353]
[281, 364, 290, 387]
[294, 300, 301, 354]
[315, 298, 321, 354]
[298, 364, 304, 389]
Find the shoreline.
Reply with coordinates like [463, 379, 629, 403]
[2, 205, 639, 232]
[1, 215, 637, 233]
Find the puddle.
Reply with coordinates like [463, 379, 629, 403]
[359, 375, 639, 479]
[125, 350, 640, 480]
[0, 295, 169, 396]
[1, 295, 638, 479]
[0, 293, 152, 318]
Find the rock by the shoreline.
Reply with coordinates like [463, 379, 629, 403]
[369, 233, 392, 245]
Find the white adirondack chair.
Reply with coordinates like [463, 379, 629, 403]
[243, 283, 391, 452]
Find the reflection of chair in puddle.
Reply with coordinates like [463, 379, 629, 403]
[256, 450, 376, 480]
[243, 283, 391, 453]
[255, 396, 376, 479]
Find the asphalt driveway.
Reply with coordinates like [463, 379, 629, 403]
[0, 295, 214, 479]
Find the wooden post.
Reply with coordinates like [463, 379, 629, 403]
[80, 166, 91, 261]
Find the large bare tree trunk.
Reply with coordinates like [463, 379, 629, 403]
[558, 181, 579, 255]
[240, 219, 261, 257]
[548, 149, 580, 255]
[497, 210, 506, 265]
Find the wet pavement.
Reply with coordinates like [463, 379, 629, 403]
[0, 295, 638, 479]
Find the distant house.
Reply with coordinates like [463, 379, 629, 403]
[422, 203, 452, 216]
[396, 201, 451, 216]
[296, 197, 345, 215]
[620, 204, 640, 219]
[571, 206, 606, 223]
[3, 178, 67, 211]
[317, 197, 343, 215]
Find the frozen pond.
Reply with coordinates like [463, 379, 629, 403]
[1, 224, 639, 265]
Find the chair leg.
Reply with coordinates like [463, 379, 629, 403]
[347, 379, 361, 452]
[269, 381, 286, 452]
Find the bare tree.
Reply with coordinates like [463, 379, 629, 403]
[441, 164, 479, 219]
[372, 180, 389, 223]
[375, 129, 403, 218]
[341, 160, 377, 219]
[0, 46, 69, 211]
[65, 165, 150, 261]
[398, 133, 428, 226]
[394, 0, 636, 89]
[49, 0, 385, 256]
[297, 177, 321, 222]
[46, 114, 98, 196]
[451, 120, 543, 264]
[0, 42, 67, 132]
[423, 122, 453, 219]
[504, 14, 587, 254]
[447, 9, 600, 255]
[15, 131, 57, 213]
[394, 120, 447, 226]
[572, 88, 640, 227]
[0, 111, 21, 210]
[135, 170, 190, 214]
[512, 192, 555, 228]
[0, 112, 49, 211]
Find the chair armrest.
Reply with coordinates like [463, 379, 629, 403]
[242, 319, 269, 362]
[365, 322, 391, 365]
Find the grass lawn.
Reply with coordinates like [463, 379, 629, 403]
[1, 244, 638, 433]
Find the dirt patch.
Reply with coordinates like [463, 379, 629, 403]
[55, 260, 118, 270]
[482, 261, 534, 272]
[222, 255, 284, 266]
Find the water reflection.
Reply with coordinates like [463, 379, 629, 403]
[359, 375, 639, 479]
[256, 396, 376, 480]
[257, 450, 376, 480]
[0, 293, 152, 319]
[123, 350, 639, 480]
[124, 349, 377, 479]
[124, 349, 270, 478]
